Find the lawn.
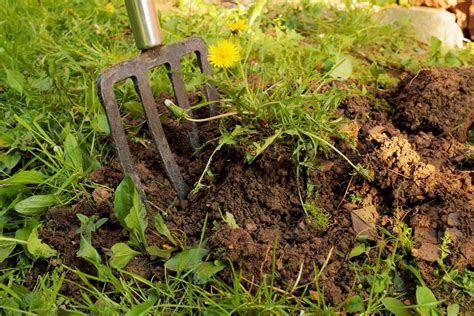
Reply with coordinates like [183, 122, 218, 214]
[0, 0, 473, 314]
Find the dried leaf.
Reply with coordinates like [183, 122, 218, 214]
[351, 205, 379, 240]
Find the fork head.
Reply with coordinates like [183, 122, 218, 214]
[97, 36, 217, 200]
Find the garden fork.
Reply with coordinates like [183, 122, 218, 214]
[97, 0, 217, 200]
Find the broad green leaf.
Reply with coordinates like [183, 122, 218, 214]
[146, 245, 173, 260]
[27, 226, 57, 258]
[329, 56, 352, 80]
[154, 213, 177, 245]
[165, 248, 207, 272]
[447, 304, 460, 316]
[14, 194, 56, 216]
[345, 295, 364, 313]
[15, 226, 32, 254]
[193, 261, 225, 284]
[5, 68, 24, 94]
[110, 243, 140, 269]
[0, 151, 21, 170]
[349, 243, 366, 259]
[416, 286, 439, 316]
[382, 297, 411, 316]
[0, 170, 46, 185]
[64, 133, 84, 173]
[15, 227, 32, 242]
[114, 176, 135, 227]
[124, 189, 148, 245]
[77, 235, 101, 264]
[0, 239, 16, 263]
[124, 100, 145, 117]
[91, 114, 110, 134]
[0, 134, 14, 148]
[393, 273, 405, 291]
[125, 297, 157, 316]
[0, 185, 28, 200]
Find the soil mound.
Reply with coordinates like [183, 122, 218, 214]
[39, 68, 474, 309]
[392, 67, 474, 142]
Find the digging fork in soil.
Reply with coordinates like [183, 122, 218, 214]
[97, 0, 217, 200]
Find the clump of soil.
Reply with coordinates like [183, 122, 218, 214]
[392, 68, 474, 142]
[39, 68, 474, 310]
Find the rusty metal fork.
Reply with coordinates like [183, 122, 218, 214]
[97, 0, 217, 200]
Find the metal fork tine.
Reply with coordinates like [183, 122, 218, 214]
[133, 73, 189, 199]
[166, 59, 201, 150]
[97, 75, 146, 200]
[194, 48, 219, 111]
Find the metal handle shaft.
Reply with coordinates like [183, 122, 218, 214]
[125, 0, 163, 50]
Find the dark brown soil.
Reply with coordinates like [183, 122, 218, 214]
[38, 68, 473, 310]
[392, 68, 474, 142]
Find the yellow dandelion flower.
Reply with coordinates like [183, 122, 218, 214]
[104, 3, 115, 14]
[225, 19, 247, 33]
[208, 40, 240, 69]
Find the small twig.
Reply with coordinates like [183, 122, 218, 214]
[336, 174, 355, 211]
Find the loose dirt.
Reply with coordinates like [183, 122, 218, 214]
[39, 68, 473, 309]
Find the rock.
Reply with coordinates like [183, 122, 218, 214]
[407, 0, 457, 9]
[376, 7, 464, 48]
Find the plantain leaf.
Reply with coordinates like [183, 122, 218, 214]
[146, 245, 173, 260]
[27, 226, 57, 258]
[64, 133, 84, 173]
[349, 243, 366, 259]
[0, 170, 46, 185]
[382, 297, 411, 316]
[447, 304, 460, 316]
[165, 248, 207, 272]
[345, 295, 364, 313]
[5, 68, 25, 94]
[114, 176, 135, 227]
[193, 261, 225, 284]
[0, 239, 16, 263]
[154, 212, 177, 245]
[110, 243, 140, 269]
[416, 286, 439, 316]
[124, 189, 148, 246]
[14, 194, 56, 216]
[77, 235, 101, 265]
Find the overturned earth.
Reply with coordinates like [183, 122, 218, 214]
[39, 67, 473, 309]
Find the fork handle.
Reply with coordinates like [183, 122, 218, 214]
[125, 0, 164, 50]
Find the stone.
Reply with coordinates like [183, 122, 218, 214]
[376, 7, 464, 48]
[408, 0, 457, 9]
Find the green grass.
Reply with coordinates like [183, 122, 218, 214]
[0, 0, 473, 314]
